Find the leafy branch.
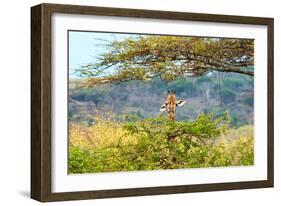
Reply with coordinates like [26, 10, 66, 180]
[76, 36, 254, 85]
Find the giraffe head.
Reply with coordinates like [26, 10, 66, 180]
[160, 91, 186, 120]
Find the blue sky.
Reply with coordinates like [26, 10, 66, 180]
[68, 31, 134, 79]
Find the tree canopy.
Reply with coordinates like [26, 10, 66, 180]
[76, 36, 254, 85]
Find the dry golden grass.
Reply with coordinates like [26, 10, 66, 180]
[208, 125, 254, 166]
[222, 125, 253, 141]
[69, 115, 138, 149]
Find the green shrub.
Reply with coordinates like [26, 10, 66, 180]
[68, 147, 93, 173]
[68, 113, 254, 174]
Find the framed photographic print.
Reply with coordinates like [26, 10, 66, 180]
[31, 3, 274, 202]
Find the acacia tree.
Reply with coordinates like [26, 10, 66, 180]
[76, 36, 254, 85]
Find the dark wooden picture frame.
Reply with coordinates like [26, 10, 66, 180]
[31, 3, 274, 202]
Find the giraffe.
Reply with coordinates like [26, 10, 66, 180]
[160, 91, 186, 120]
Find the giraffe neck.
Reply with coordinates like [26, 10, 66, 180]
[168, 114, 175, 120]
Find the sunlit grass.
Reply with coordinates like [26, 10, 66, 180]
[69, 114, 138, 149]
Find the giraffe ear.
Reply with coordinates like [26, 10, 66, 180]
[176, 100, 186, 107]
[160, 104, 166, 112]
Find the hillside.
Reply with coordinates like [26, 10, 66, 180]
[69, 71, 253, 128]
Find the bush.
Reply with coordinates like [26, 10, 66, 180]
[68, 147, 93, 173]
[68, 113, 255, 174]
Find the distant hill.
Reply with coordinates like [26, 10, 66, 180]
[69, 71, 253, 127]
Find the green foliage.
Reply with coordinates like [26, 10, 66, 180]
[124, 113, 229, 141]
[76, 35, 254, 85]
[68, 113, 253, 174]
[68, 147, 93, 173]
[121, 113, 230, 169]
